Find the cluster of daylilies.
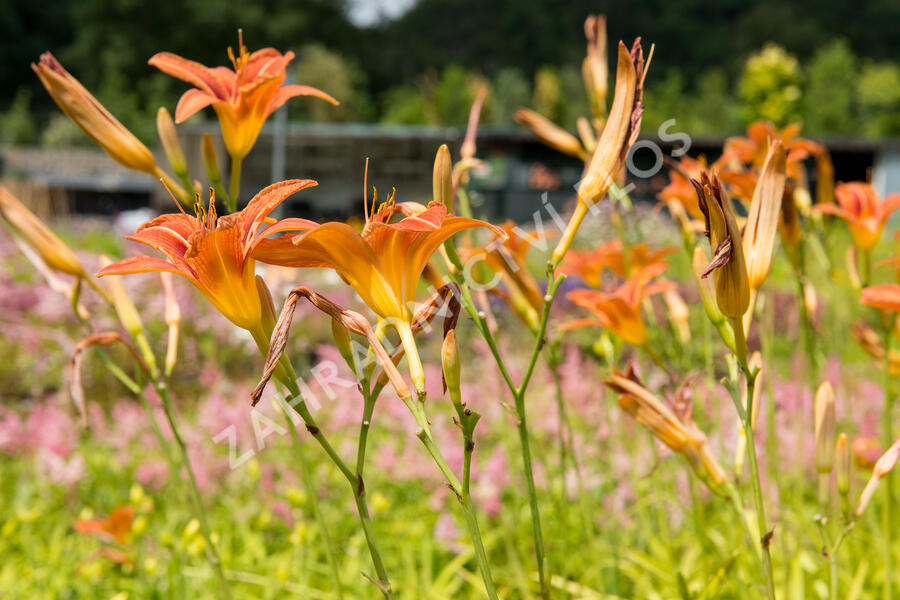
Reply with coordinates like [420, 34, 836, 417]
[2, 15, 900, 600]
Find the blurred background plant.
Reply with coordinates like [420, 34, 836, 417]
[3, 0, 900, 136]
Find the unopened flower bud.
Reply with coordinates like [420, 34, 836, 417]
[160, 272, 180, 377]
[441, 329, 461, 396]
[33, 52, 157, 174]
[99, 256, 144, 338]
[576, 116, 597, 154]
[855, 438, 900, 517]
[743, 140, 786, 291]
[514, 108, 585, 160]
[693, 246, 724, 325]
[202, 133, 227, 199]
[663, 288, 690, 344]
[779, 185, 802, 248]
[836, 433, 850, 496]
[693, 173, 750, 320]
[814, 381, 836, 474]
[331, 317, 358, 375]
[0, 187, 87, 278]
[582, 14, 608, 119]
[256, 275, 277, 336]
[816, 150, 834, 205]
[433, 144, 453, 211]
[157, 107, 188, 178]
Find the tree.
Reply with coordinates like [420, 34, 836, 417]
[857, 62, 900, 137]
[739, 43, 802, 127]
[803, 40, 858, 136]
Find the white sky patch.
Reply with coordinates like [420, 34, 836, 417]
[347, 0, 417, 26]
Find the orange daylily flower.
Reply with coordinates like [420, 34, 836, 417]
[75, 506, 134, 545]
[861, 284, 900, 312]
[460, 220, 549, 331]
[98, 180, 319, 337]
[561, 240, 675, 287]
[658, 156, 708, 221]
[255, 194, 501, 322]
[720, 121, 822, 183]
[252, 193, 501, 392]
[813, 183, 900, 251]
[563, 263, 673, 346]
[150, 36, 338, 160]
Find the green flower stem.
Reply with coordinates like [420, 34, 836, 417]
[724, 480, 763, 569]
[548, 342, 584, 502]
[156, 381, 233, 600]
[356, 386, 377, 477]
[411, 403, 498, 600]
[249, 321, 393, 597]
[227, 155, 242, 213]
[280, 403, 344, 600]
[70, 305, 230, 597]
[729, 365, 776, 600]
[277, 375, 394, 598]
[830, 523, 855, 600]
[444, 243, 565, 600]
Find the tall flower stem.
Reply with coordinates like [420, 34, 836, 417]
[227, 155, 242, 213]
[444, 245, 565, 599]
[156, 382, 233, 600]
[548, 341, 584, 502]
[277, 375, 394, 598]
[250, 320, 393, 597]
[724, 480, 764, 569]
[728, 365, 776, 600]
[881, 321, 894, 600]
[411, 408, 498, 600]
[70, 306, 231, 598]
[280, 407, 344, 599]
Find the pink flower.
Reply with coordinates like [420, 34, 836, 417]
[136, 459, 169, 490]
[36, 447, 85, 486]
[270, 500, 294, 527]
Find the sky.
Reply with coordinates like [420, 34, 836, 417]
[347, 0, 417, 25]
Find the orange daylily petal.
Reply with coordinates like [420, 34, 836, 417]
[174, 88, 218, 123]
[184, 224, 262, 328]
[267, 84, 339, 116]
[97, 255, 196, 283]
[148, 52, 225, 97]
[284, 222, 402, 318]
[241, 179, 319, 244]
[883, 194, 900, 218]
[862, 284, 900, 312]
[75, 506, 134, 545]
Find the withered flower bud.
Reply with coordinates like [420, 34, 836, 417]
[693, 172, 750, 321]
